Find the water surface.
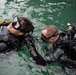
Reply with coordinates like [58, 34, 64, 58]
[0, 0, 76, 75]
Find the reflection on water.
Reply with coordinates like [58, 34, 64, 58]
[0, 0, 76, 75]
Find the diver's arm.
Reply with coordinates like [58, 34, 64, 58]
[43, 48, 64, 63]
[24, 34, 47, 65]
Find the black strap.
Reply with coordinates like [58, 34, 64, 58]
[0, 22, 10, 26]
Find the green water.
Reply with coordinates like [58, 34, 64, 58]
[0, 0, 76, 75]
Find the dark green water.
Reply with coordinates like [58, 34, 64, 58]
[0, 0, 76, 75]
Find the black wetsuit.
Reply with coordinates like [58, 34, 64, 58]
[25, 26, 76, 67]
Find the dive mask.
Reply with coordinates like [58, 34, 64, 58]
[12, 16, 22, 31]
[41, 31, 58, 42]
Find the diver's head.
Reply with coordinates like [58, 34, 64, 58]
[41, 25, 59, 43]
[7, 16, 34, 36]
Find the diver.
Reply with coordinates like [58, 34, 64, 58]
[25, 24, 76, 68]
[0, 16, 34, 53]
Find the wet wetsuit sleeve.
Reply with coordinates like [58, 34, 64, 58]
[24, 35, 64, 66]
[24, 35, 47, 65]
[43, 48, 64, 63]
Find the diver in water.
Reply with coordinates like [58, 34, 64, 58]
[25, 24, 76, 68]
[0, 16, 34, 52]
